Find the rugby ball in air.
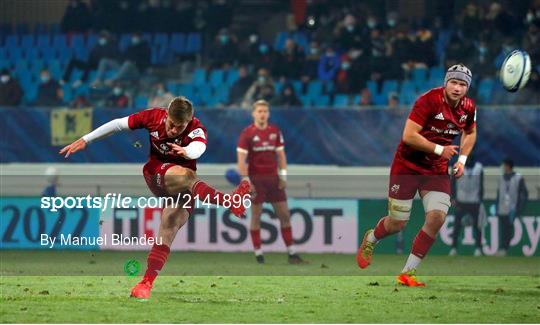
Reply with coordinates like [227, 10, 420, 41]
[499, 50, 531, 92]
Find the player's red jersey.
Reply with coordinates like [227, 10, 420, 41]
[237, 124, 284, 176]
[128, 107, 207, 171]
[394, 87, 476, 175]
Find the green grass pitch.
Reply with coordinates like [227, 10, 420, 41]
[1, 250, 539, 323]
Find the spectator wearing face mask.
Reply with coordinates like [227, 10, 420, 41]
[92, 32, 151, 87]
[0, 69, 23, 106]
[148, 82, 175, 107]
[34, 69, 63, 107]
[302, 41, 321, 80]
[335, 14, 365, 51]
[334, 54, 354, 94]
[242, 68, 275, 109]
[228, 66, 255, 107]
[209, 29, 239, 69]
[61, 30, 119, 88]
[254, 43, 278, 73]
[106, 84, 129, 108]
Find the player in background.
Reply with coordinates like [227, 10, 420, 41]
[59, 97, 251, 299]
[356, 64, 477, 286]
[237, 100, 305, 264]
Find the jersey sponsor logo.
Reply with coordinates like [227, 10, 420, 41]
[150, 131, 159, 138]
[159, 143, 170, 151]
[188, 128, 206, 139]
[459, 114, 468, 123]
[253, 145, 276, 152]
[253, 135, 260, 142]
[447, 123, 455, 129]
[434, 112, 445, 120]
[431, 126, 460, 135]
[269, 133, 277, 140]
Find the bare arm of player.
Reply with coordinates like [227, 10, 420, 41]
[276, 148, 287, 189]
[402, 119, 459, 160]
[236, 150, 249, 181]
[59, 117, 130, 158]
[453, 126, 477, 178]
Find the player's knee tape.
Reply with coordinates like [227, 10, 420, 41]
[388, 198, 413, 220]
[422, 191, 451, 214]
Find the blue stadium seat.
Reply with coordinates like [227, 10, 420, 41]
[40, 46, 56, 61]
[24, 83, 39, 103]
[86, 34, 98, 49]
[314, 95, 330, 107]
[192, 68, 207, 85]
[178, 83, 195, 98]
[57, 48, 73, 64]
[26, 47, 40, 61]
[166, 81, 179, 94]
[170, 33, 186, 53]
[307, 80, 323, 96]
[429, 66, 445, 82]
[119, 33, 132, 51]
[74, 46, 89, 61]
[352, 94, 362, 105]
[366, 80, 378, 96]
[15, 24, 29, 34]
[52, 34, 67, 49]
[135, 95, 149, 109]
[5, 35, 19, 48]
[291, 80, 302, 95]
[412, 67, 428, 86]
[477, 78, 494, 104]
[292, 32, 309, 52]
[8, 47, 24, 61]
[31, 59, 45, 73]
[20, 34, 34, 48]
[373, 94, 387, 105]
[274, 81, 284, 94]
[225, 68, 239, 86]
[185, 33, 201, 53]
[324, 81, 334, 94]
[382, 80, 398, 94]
[47, 60, 63, 80]
[333, 94, 350, 108]
[299, 95, 312, 107]
[37, 34, 50, 47]
[153, 33, 168, 47]
[214, 85, 229, 103]
[14, 59, 29, 74]
[62, 84, 74, 102]
[273, 32, 288, 51]
[196, 84, 213, 101]
[209, 69, 224, 87]
[70, 34, 85, 49]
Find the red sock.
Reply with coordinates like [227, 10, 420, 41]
[411, 230, 435, 258]
[373, 217, 390, 240]
[281, 226, 293, 247]
[250, 229, 261, 250]
[191, 180, 226, 206]
[143, 243, 170, 284]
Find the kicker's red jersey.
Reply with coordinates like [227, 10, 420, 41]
[394, 87, 476, 175]
[237, 124, 284, 176]
[128, 107, 207, 171]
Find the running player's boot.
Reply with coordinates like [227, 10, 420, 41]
[229, 180, 251, 218]
[356, 229, 375, 269]
[288, 253, 308, 264]
[130, 279, 152, 299]
[397, 269, 426, 287]
[255, 254, 265, 264]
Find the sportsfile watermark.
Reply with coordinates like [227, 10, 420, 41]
[40, 193, 251, 212]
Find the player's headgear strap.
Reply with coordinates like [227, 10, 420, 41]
[444, 64, 472, 88]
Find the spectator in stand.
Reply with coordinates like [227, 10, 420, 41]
[271, 84, 302, 108]
[148, 82, 174, 107]
[468, 38, 496, 80]
[390, 28, 415, 76]
[228, 66, 254, 107]
[0, 69, 23, 106]
[318, 45, 340, 82]
[92, 32, 151, 87]
[242, 68, 275, 109]
[368, 28, 389, 83]
[334, 14, 364, 51]
[387, 92, 399, 108]
[34, 69, 63, 107]
[413, 27, 436, 68]
[61, 0, 92, 33]
[253, 43, 278, 73]
[61, 30, 120, 88]
[460, 4, 484, 43]
[522, 21, 540, 67]
[106, 83, 129, 108]
[209, 28, 239, 69]
[70, 95, 91, 108]
[276, 39, 305, 80]
[494, 36, 519, 69]
[302, 41, 321, 80]
[334, 54, 354, 94]
[359, 88, 372, 106]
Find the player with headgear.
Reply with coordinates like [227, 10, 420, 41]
[356, 64, 477, 286]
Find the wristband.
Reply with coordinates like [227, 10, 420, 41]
[458, 155, 467, 165]
[434, 144, 444, 156]
[278, 169, 287, 181]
